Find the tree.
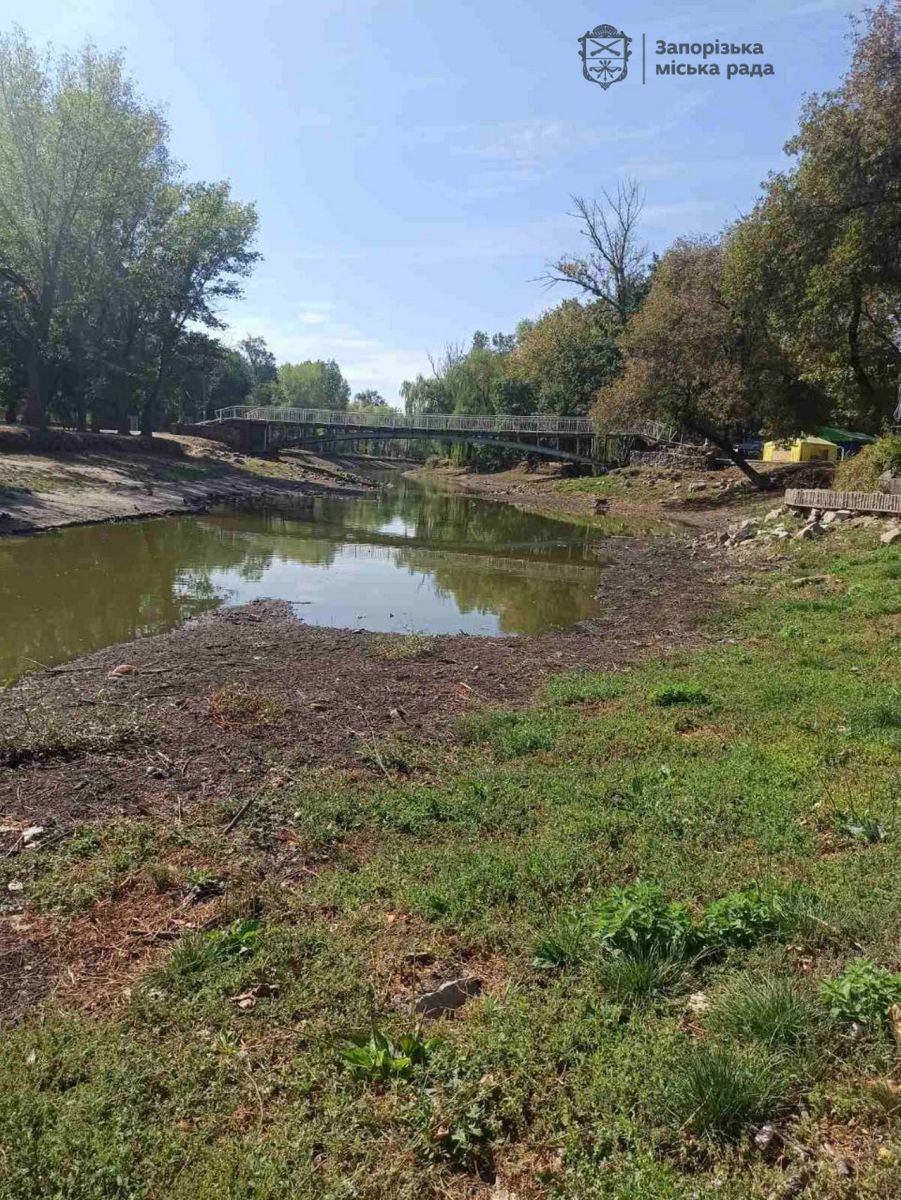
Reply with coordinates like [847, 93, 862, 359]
[0, 32, 172, 427]
[351, 389, 387, 409]
[543, 181, 650, 323]
[277, 359, 350, 410]
[508, 299, 620, 416]
[139, 182, 259, 435]
[238, 334, 276, 390]
[595, 238, 824, 486]
[726, 2, 901, 428]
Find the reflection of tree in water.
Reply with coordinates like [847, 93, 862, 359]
[393, 546, 602, 636]
[1, 518, 272, 678]
[2, 479, 608, 679]
[310, 479, 600, 564]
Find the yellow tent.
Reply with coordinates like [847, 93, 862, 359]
[762, 437, 838, 464]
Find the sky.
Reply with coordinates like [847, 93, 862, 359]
[2, 0, 868, 404]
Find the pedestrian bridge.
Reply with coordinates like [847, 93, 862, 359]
[196, 406, 687, 465]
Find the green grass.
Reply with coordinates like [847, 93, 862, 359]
[0, 531, 900, 1197]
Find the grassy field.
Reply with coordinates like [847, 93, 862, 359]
[1, 531, 900, 1198]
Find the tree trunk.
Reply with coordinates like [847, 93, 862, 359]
[4, 401, 17, 424]
[23, 342, 46, 428]
[690, 421, 768, 489]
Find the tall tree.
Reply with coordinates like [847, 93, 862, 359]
[238, 334, 276, 389]
[139, 182, 259, 435]
[595, 238, 823, 486]
[726, 2, 901, 428]
[277, 359, 350, 410]
[0, 32, 171, 427]
[543, 181, 650, 323]
[508, 299, 620, 416]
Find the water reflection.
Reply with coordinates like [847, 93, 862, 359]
[1, 475, 607, 680]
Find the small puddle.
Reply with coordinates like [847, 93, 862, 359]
[2, 473, 611, 680]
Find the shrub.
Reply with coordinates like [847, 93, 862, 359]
[649, 684, 712, 708]
[708, 973, 821, 1047]
[835, 433, 901, 491]
[338, 1028, 436, 1084]
[821, 958, 901, 1030]
[591, 883, 697, 957]
[703, 887, 783, 949]
[668, 1044, 789, 1140]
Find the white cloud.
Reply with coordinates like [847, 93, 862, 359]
[221, 311, 430, 404]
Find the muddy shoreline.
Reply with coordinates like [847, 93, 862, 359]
[0, 428, 371, 536]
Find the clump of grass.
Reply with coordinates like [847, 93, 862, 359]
[532, 910, 591, 970]
[208, 684, 281, 730]
[149, 918, 262, 995]
[821, 958, 901, 1031]
[459, 709, 558, 759]
[707, 973, 822, 1047]
[369, 633, 434, 661]
[0, 704, 147, 766]
[831, 809, 887, 844]
[668, 1044, 790, 1140]
[650, 683, 712, 708]
[546, 670, 625, 706]
[597, 944, 690, 1005]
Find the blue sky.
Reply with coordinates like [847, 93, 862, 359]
[4, 0, 864, 403]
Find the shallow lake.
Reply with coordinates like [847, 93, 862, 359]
[1, 473, 608, 680]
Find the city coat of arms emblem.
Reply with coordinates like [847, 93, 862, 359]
[578, 24, 631, 89]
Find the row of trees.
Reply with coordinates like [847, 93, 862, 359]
[0, 29, 384, 433]
[401, 4, 901, 482]
[599, 2, 901, 480]
[0, 31, 260, 434]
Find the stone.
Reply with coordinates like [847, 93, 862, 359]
[763, 506, 787, 522]
[880, 527, 901, 546]
[688, 481, 707, 492]
[415, 976, 482, 1018]
[795, 521, 826, 540]
[21, 826, 45, 846]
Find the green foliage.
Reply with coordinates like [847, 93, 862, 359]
[338, 1028, 436, 1083]
[708, 973, 822, 1046]
[836, 434, 901, 490]
[668, 1044, 790, 1140]
[650, 683, 712, 708]
[596, 944, 691, 1004]
[149, 919, 261, 995]
[821, 959, 901, 1030]
[545, 670, 625, 705]
[591, 883, 697, 957]
[277, 359, 350, 411]
[532, 910, 590, 970]
[702, 887, 783, 948]
[0, 30, 259, 431]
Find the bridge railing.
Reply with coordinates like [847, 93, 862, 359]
[213, 406, 596, 436]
